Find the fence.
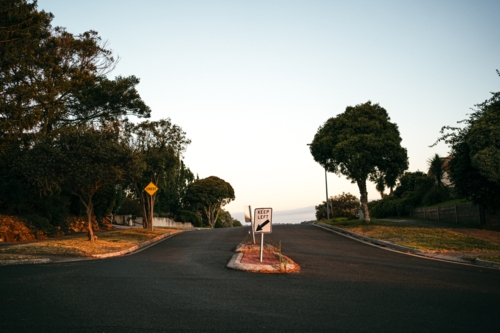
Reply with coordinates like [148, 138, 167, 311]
[410, 203, 481, 226]
[114, 215, 194, 229]
[410, 202, 500, 230]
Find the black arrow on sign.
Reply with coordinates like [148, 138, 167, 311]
[256, 219, 270, 231]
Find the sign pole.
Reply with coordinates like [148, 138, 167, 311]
[244, 205, 255, 244]
[260, 233, 264, 262]
[252, 221, 256, 244]
[144, 182, 159, 231]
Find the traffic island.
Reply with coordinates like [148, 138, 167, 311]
[227, 242, 300, 273]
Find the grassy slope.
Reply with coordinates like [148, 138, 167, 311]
[0, 228, 180, 259]
[320, 218, 500, 262]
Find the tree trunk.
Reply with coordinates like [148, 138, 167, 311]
[77, 193, 98, 241]
[86, 200, 97, 241]
[205, 206, 214, 228]
[357, 179, 371, 223]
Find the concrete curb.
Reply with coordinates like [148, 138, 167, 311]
[91, 231, 182, 258]
[474, 258, 500, 268]
[227, 252, 299, 273]
[0, 231, 183, 266]
[314, 222, 500, 269]
[0, 258, 51, 266]
[316, 222, 421, 254]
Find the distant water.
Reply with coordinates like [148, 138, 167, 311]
[233, 206, 316, 225]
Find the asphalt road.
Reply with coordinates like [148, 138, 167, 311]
[1, 224, 499, 333]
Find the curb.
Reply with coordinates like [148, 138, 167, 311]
[316, 222, 420, 254]
[91, 231, 182, 259]
[474, 257, 500, 268]
[0, 231, 183, 266]
[227, 252, 299, 273]
[0, 258, 51, 266]
[314, 222, 500, 269]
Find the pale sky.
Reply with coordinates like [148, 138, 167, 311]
[39, 0, 500, 222]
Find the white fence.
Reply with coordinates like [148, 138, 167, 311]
[114, 215, 194, 229]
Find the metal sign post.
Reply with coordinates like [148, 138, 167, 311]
[244, 205, 255, 244]
[253, 208, 273, 262]
[144, 182, 158, 229]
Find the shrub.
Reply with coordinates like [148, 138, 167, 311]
[177, 210, 203, 227]
[316, 192, 360, 220]
[369, 197, 411, 218]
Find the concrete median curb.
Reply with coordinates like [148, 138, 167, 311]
[227, 252, 299, 273]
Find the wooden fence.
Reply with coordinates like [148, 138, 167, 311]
[410, 203, 500, 230]
[410, 203, 480, 226]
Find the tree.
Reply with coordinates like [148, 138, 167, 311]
[436, 73, 500, 210]
[184, 176, 235, 228]
[19, 126, 130, 240]
[393, 171, 434, 203]
[156, 159, 195, 216]
[427, 154, 446, 188]
[215, 209, 241, 228]
[124, 119, 191, 230]
[0, 1, 151, 225]
[0, 1, 150, 144]
[310, 101, 408, 223]
[57, 127, 130, 240]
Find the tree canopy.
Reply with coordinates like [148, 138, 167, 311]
[310, 101, 408, 222]
[124, 119, 191, 230]
[0, 0, 150, 145]
[437, 73, 500, 210]
[184, 176, 235, 228]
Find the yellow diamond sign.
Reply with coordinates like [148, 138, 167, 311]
[144, 182, 158, 196]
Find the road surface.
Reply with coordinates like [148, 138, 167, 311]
[1, 224, 499, 332]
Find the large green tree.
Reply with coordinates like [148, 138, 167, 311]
[0, 1, 151, 230]
[156, 159, 195, 216]
[184, 176, 235, 228]
[437, 72, 500, 210]
[124, 119, 191, 230]
[310, 101, 408, 223]
[20, 126, 130, 240]
[0, 0, 150, 144]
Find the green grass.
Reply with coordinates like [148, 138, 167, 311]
[320, 218, 500, 253]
